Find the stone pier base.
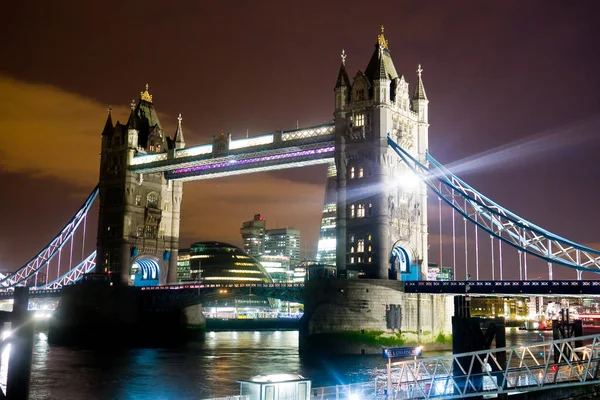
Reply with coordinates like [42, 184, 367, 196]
[300, 279, 453, 354]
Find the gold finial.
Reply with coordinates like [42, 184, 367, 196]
[378, 25, 388, 49]
[140, 83, 153, 103]
[341, 49, 347, 65]
[108, 105, 112, 114]
[417, 64, 423, 77]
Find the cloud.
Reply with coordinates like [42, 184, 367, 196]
[0, 75, 133, 187]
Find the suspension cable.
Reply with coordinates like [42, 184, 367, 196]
[475, 213, 479, 280]
[464, 198, 468, 280]
[452, 189, 456, 280]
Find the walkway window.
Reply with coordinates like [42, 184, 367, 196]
[358, 167, 364, 178]
[350, 204, 355, 218]
[357, 239, 365, 253]
[357, 204, 365, 218]
[350, 167, 355, 179]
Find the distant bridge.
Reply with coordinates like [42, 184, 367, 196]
[405, 280, 600, 297]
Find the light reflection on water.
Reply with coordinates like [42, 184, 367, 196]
[28, 328, 553, 399]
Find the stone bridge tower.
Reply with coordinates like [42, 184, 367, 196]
[97, 85, 184, 285]
[334, 27, 429, 280]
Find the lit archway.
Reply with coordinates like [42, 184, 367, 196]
[130, 258, 160, 287]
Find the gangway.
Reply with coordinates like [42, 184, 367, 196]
[386, 333, 600, 399]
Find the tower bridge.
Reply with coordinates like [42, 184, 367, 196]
[2, 27, 600, 355]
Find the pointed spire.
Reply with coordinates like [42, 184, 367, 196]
[335, 49, 351, 88]
[127, 99, 139, 130]
[102, 106, 113, 136]
[365, 26, 398, 82]
[413, 64, 428, 101]
[175, 113, 185, 145]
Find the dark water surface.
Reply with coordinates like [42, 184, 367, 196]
[28, 328, 552, 399]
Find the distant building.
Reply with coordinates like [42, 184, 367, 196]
[259, 255, 291, 283]
[316, 163, 337, 266]
[265, 228, 301, 268]
[181, 242, 272, 284]
[240, 214, 266, 259]
[427, 263, 453, 281]
[177, 248, 191, 281]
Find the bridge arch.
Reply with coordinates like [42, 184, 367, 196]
[130, 255, 165, 286]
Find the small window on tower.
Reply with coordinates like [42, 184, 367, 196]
[357, 204, 365, 218]
[367, 234, 372, 241]
[350, 204, 355, 218]
[368, 257, 372, 263]
[135, 195, 142, 206]
[354, 113, 365, 127]
[367, 203, 373, 217]
[350, 257, 355, 264]
[368, 245, 372, 252]
[358, 167, 364, 178]
[349, 234, 355, 243]
[350, 167, 355, 179]
[350, 246, 355, 254]
[357, 240, 365, 252]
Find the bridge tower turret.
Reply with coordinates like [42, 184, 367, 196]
[334, 27, 429, 280]
[96, 85, 183, 286]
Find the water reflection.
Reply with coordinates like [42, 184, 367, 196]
[27, 329, 557, 399]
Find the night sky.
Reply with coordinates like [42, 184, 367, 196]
[1, 1, 600, 280]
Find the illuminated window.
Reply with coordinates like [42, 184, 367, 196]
[358, 167, 364, 178]
[350, 257, 355, 264]
[135, 195, 142, 206]
[357, 204, 365, 218]
[367, 203, 373, 217]
[367, 234, 372, 241]
[163, 202, 169, 211]
[147, 192, 159, 208]
[357, 240, 365, 253]
[350, 246, 355, 254]
[368, 257, 372, 263]
[349, 234, 355, 243]
[354, 113, 365, 127]
[368, 245, 372, 252]
[149, 145, 155, 152]
[358, 256, 363, 263]
[350, 204, 355, 218]
[350, 167, 355, 179]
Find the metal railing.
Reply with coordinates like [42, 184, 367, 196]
[387, 333, 600, 399]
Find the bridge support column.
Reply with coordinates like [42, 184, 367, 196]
[6, 287, 33, 400]
[300, 279, 452, 354]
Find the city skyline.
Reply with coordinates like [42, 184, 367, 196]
[1, 2, 600, 281]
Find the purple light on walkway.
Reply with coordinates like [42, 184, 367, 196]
[172, 146, 335, 174]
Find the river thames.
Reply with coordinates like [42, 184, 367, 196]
[27, 328, 552, 399]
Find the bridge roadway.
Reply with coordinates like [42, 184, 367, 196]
[4, 280, 600, 302]
[0, 282, 305, 303]
[404, 280, 600, 296]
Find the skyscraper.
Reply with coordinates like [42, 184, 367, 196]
[316, 163, 337, 265]
[264, 228, 301, 267]
[240, 214, 266, 258]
